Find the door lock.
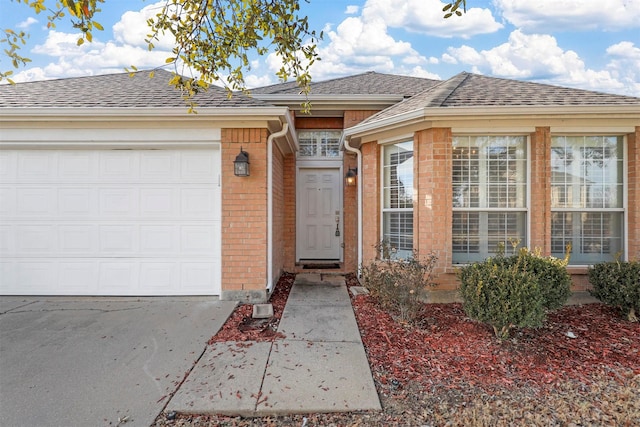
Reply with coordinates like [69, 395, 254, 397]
[335, 223, 340, 237]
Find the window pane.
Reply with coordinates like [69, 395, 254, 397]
[453, 211, 526, 263]
[383, 141, 414, 259]
[452, 135, 527, 263]
[551, 136, 623, 209]
[452, 211, 480, 255]
[551, 135, 624, 264]
[383, 211, 413, 259]
[297, 131, 342, 158]
[383, 141, 413, 209]
[551, 212, 624, 263]
[452, 136, 526, 209]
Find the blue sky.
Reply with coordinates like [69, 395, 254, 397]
[1, 0, 639, 96]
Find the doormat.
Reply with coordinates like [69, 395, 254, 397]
[302, 263, 340, 270]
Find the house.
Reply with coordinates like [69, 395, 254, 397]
[1, 70, 638, 300]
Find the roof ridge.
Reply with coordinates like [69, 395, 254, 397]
[422, 72, 469, 107]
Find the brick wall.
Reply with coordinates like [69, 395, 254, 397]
[628, 127, 640, 261]
[414, 128, 457, 288]
[221, 128, 268, 294]
[361, 141, 380, 264]
[530, 127, 551, 253]
[343, 153, 358, 271]
[283, 153, 297, 271]
[344, 111, 379, 128]
[271, 142, 285, 285]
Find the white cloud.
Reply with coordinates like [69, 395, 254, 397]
[605, 41, 640, 96]
[112, 1, 175, 50]
[15, 2, 176, 82]
[16, 17, 38, 29]
[345, 5, 360, 14]
[444, 30, 635, 95]
[494, 0, 640, 31]
[362, 0, 502, 38]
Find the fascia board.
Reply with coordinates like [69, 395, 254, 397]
[0, 106, 291, 121]
[254, 94, 404, 103]
[253, 94, 404, 110]
[421, 105, 640, 118]
[344, 104, 640, 139]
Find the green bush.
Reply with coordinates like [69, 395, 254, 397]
[498, 247, 572, 310]
[589, 260, 640, 322]
[361, 241, 437, 324]
[458, 257, 545, 340]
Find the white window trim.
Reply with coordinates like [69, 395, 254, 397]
[380, 139, 415, 259]
[296, 129, 344, 159]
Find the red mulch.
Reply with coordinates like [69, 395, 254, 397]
[347, 274, 640, 393]
[210, 271, 639, 392]
[208, 272, 294, 343]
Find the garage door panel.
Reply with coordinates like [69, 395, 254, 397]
[140, 188, 178, 216]
[0, 151, 17, 179]
[140, 152, 177, 180]
[181, 152, 218, 180]
[18, 188, 56, 216]
[140, 225, 178, 253]
[18, 152, 54, 180]
[99, 262, 137, 291]
[99, 225, 138, 253]
[58, 151, 96, 179]
[140, 262, 178, 292]
[59, 262, 99, 294]
[59, 188, 95, 216]
[17, 225, 55, 252]
[99, 188, 139, 217]
[181, 188, 217, 217]
[59, 225, 97, 253]
[0, 147, 221, 296]
[99, 151, 139, 180]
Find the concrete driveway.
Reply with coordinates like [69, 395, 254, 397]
[0, 297, 236, 427]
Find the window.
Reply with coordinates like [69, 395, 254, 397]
[297, 131, 342, 158]
[382, 141, 413, 259]
[452, 136, 527, 263]
[551, 136, 624, 264]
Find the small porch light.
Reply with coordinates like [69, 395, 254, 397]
[345, 167, 358, 186]
[234, 147, 250, 177]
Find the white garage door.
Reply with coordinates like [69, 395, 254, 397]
[0, 148, 221, 296]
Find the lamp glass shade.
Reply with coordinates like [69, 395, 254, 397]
[234, 150, 250, 176]
[345, 168, 357, 186]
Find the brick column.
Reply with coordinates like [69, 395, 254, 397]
[530, 127, 551, 254]
[361, 141, 380, 264]
[282, 153, 297, 271]
[414, 128, 454, 288]
[628, 127, 640, 261]
[220, 128, 269, 302]
[343, 152, 359, 272]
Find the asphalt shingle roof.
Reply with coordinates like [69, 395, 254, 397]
[0, 70, 271, 108]
[251, 71, 440, 97]
[364, 72, 640, 124]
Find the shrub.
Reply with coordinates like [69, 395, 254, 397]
[589, 260, 640, 322]
[361, 241, 438, 324]
[498, 247, 572, 310]
[458, 257, 545, 340]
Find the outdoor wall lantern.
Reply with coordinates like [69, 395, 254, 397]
[234, 147, 250, 177]
[345, 167, 358, 186]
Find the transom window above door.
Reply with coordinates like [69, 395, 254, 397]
[297, 131, 342, 158]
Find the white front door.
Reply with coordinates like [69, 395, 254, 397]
[297, 168, 341, 260]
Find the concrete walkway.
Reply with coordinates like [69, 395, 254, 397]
[167, 274, 381, 416]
